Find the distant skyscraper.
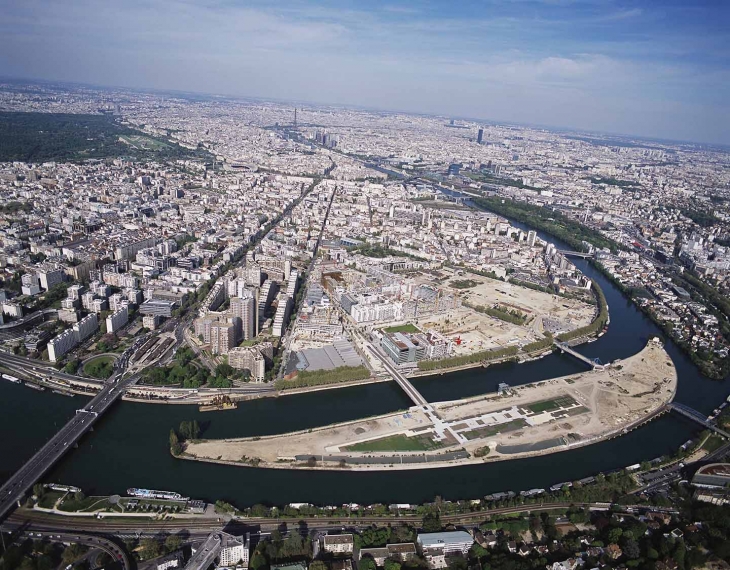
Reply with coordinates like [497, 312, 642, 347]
[477, 128, 483, 144]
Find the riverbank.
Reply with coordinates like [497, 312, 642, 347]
[469, 194, 728, 381]
[183, 339, 676, 471]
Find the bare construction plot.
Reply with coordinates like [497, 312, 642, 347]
[411, 269, 596, 356]
[184, 339, 676, 470]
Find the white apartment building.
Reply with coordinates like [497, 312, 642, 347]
[228, 346, 266, 381]
[272, 295, 293, 337]
[210, 322, 236, 355]
[219, 532, 250, 567]
[48, 329, 78, 362]
[106, 306, 129, 334]
[73, 313, 99, 342]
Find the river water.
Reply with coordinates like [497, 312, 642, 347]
[1, 218, 728, 508]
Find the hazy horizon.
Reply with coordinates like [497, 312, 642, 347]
[1, 0, 728, 145]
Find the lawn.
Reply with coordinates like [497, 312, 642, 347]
[463, 419, 528, 441]
[345, 434, 440, 452]
[527, 396, 577, 414]
[83, 355, 116, 379]
[37, 491, 65, 509]
[383, 323, 420, 334]
[58, 496, 111, 512]
[702, 434, 726, 453]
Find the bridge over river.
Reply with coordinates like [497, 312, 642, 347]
[0, 373, 138, 521]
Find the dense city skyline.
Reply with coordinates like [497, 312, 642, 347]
[1, 0, 728, 145]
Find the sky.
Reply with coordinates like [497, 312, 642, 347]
[0, 0, 728, 144]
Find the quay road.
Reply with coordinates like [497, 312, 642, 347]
[0, 373, 138, 522]
[0, 347, 274, 402]
[126, 382, 275, 402]
[2, 527, 132, 570]
[0, 351, 104, 386]
[2, 501, 675, 539]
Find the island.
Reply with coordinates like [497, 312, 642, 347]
[182, 338, 676, 470]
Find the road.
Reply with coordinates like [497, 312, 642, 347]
[0, 373, 138, 522]
[0, 351, 104, 386]
[277, 182, 338, 380]
[4, 501, 634, 537]
[2, 527, 132, 570]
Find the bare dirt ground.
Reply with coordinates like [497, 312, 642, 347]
[184, 339, 676, 470]
[412, 269, 595, 355]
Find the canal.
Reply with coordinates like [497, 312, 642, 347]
[0, 215, 728, 508]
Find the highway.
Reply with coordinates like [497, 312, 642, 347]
[0, 351, 104, 386]
[0, 373, 138, 522]
[1, 527, 132, 570]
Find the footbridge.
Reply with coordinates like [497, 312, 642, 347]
[365, 344, 428, 407]
[558, 250, 595, 259]
[667, 403, 730, 438]
[554, 341, 605, 370]
[0, 373, 138, 522]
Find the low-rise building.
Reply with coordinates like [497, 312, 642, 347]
[323, 534, 354, 555]
[417, 531, 474, 556]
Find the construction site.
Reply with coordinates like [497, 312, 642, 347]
[413, 268, 596, 356]
[183, 338, 677, 471]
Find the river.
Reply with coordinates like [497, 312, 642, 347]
[0, 214, 728, 508]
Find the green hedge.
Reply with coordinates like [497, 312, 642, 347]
[521, 334, 554, 353]
[276, 365, 371, 390]
[467, 302, 527, 325]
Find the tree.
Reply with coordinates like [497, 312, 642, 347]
[250, 503, 268, 517]
[33, 483, 45, 498]
[360, 558, 377, 570]
[139, 538, 162, 560]
[422, 511, 442, 533]
[170, 429, 182, 455]
[384, 560, 402, 570]
[250, 552, 268, 570]
[215, 362, 234, 378]
[62, 543, 88, 564]
[309, 562, 328, 570]
[165, 534, 182, 553]
[622, 539, 640, 560]
[608, 527, 623, 544]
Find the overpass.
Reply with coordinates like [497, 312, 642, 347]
[0, 373, 138, 522]
[554, 341, 605, 370]
[667, 402, 730, 438]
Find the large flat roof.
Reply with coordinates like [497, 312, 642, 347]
[417, 531, 474, 547]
